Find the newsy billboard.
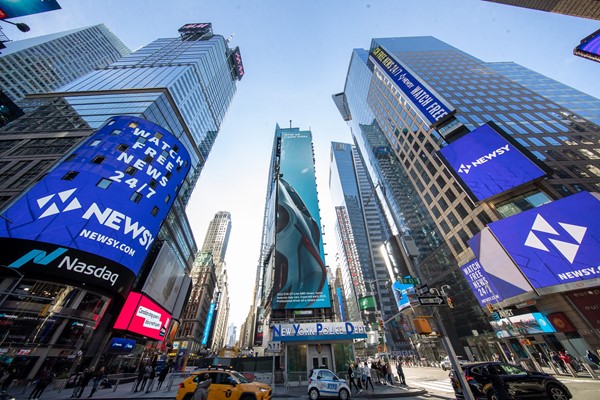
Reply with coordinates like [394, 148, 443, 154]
[438, 123, 547, 202]
[0, 116, 190, 284]
[486, 191, 600, 291]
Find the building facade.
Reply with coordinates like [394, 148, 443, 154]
[0, 23, 243, 378]
[483, 0, 600, 20]
[335, 36, 600, 363]
[0, 25, 130, 102]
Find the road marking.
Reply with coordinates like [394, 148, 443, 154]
[411, 380, 455, 393]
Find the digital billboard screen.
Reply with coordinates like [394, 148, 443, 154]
[0, 0, 61, 19]
[273, 129, 331, 310]
[491, 312, 556, 338]
[0, 116, 191, 280]
[142, 243, 187, 313]
[574, 29, 600, 63]
[369, 45, 454, 128]
[438, 122, 548, 202]
[113, 291, 171, 341]
[486, 191, 600, 291]
[108, 337, 136, 354]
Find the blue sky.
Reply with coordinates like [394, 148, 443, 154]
[3, 0, 599, 329]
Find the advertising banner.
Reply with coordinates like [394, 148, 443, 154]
[369, 45, 454, 128]
[490, 312, 556, 338]
[466, 228, 535, 303]
[273, 129, 331, 309]
[359, 295, 377, 311]
[0, 0, 61, 19]
[113, 291, 171, 341]
[201, 302, 216, 346]
[107, 337, 136, 354]
[0, 116, 191, 281]
[486, 191, 600, 290]
[566, 289, 600, 330]
[438, 122, 547, 202]
[574, 28, 600, 63]
[272, 321, 367, 342]
[392, 282, 414, 310]
[142, 243, 187, 313]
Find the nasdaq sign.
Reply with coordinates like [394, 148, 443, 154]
[369, 45, 454, 128]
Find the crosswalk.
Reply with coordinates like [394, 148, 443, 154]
[410, 378, 455, 394]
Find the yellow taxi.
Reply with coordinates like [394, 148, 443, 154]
[176, 368, 272, 400]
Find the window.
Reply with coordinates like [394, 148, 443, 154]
[151, 206, 159, 216]
[116, 144, 129, 152]
[130, 192, 142, 203]
[91, 156, 105, 164]
[125, 166, 137, 176]
[61, 171, 79, 181]
[97, 178, 112, 189]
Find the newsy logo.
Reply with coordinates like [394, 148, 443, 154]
[524, 214, 587, 264]
[458, 144, 510, 174]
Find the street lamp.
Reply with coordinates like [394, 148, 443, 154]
[364, 278, 390, 354]
[0, 19, 30, 33]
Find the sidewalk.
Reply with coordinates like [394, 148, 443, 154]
[4, 378, 426, 400]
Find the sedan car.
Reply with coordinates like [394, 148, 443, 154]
[449, 361, 572, 400]
[308, 369, 351, 400]
[440, 355, 467, 371]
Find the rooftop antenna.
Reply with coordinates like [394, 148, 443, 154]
[226, 33, 235, 43]
[289, 120, 292, 129]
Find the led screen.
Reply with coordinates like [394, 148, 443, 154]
[0, 0, 61, 19]
[392, 282, 414, 311]
[438, 123, 547, 202]
[273, 129, 331, 309]
[369, 45, 454, 128]
[0, 116, 190, 276]
[486, 191, 600, 290]
[574, 29, 600, 63]
[460, 258, 505, 307]
[491, 312, 556, 338]
[113, 292, 171, 341]
[142, 243, 187, 313]
[108, 337, 136, 354]
[201, 302, 216, 346]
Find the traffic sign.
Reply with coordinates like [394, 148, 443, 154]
[401, 277, 420, 285]
[418, 296, 446, 306]
[415, 284, 429, 295]
[265, 341, 282, 354]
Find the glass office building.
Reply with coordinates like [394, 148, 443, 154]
[0, 25, 130, 102]
[335, 36, 600, 360]
[0, 23, 243, 377]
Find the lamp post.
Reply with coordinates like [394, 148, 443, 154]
[365, 278, 389, 355]
[0, 19, 30, 32]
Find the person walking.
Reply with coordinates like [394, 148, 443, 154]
[88, 367, 105, 397]
[385, 362, 393, 385]
[192, 373, 212, 400]
[134, 363, 147, 392]
[145, 362, 156, 393]
[363, 362, 375, 391]
[29, 368, 54, 400]
[156, 364, 170, 390]
[396, 361, 406, 386]
[347, 363, 360, 394]
[76, 367, 94, 398]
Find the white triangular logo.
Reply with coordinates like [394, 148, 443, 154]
[58, 188, 77, 202]
[64, 198, 82, 212]
[37, 194, 54, 209]
[39, 203, 60, 219]
[549, 239, 580, 263]
[559, 222, 586, 244]
[531, 214, 558, 234]
[524, 231, 548, 251]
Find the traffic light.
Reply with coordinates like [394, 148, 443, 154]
[446, 296, 454, 309]
[378, 320, 384, 330]
[486, 303, 494, 313]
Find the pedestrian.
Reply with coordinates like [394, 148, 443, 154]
[29, 367, 54, 400]
[88, 367, 105, 397]
[76, 367, 94, 398]
[134, 363, 147, 392]
[550, 352, 565, 373]
[385, 362, 393, 385]
[396, 361, 406, 386]
[363, 362, 374, 391]
[156, 365, 170, 390]
[192, 373, 211, 400]
[492, 353, 500, 362]
[0, 368, 18, 392]
[586, 350, 600, 366]
[483, 366, 510, 400]
[347, 363, 360, 393]
[145, 362, 156, 393]
[510, 354, 517, 365]
[559, 351, 572, 371]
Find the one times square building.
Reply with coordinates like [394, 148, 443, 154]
[334, 36, 600, 362]
[0, 23, 244, 378]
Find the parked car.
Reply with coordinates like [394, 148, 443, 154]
[440, 355, 467, 371]
[308, 368, 351, 400]
[176, 367, 272, 400]
[449, 361, 572, 400]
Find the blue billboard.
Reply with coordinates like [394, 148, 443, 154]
[369, 45, 454, 128]
[460, 258, 504, 307]
[201, 302, 216, 346]
[491, 312, 556, 338]
[574, 29, 600, 63]
[0, 0, 61, 19]
[0, 116, 190, 280]
[438, 122, 548, 202]
[392, 282, 414, 310]
[273, 129, 331, 310]
[486, 191, 600, 290]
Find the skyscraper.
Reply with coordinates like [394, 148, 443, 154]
[483, 0, 600, 20]
[335, 36, 600, 360]
[0, 23, 243, 377]
[0, 25, 130, 102]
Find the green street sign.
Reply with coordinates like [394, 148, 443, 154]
[401, 277, 420, 285]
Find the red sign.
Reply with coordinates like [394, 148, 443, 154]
[547, 312, 577, 333]
[113, 292, 171, 341]
[566, 289, 600, 330]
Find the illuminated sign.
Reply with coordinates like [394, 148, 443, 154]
[438, 122, 548, 202]
[108, 337, 136, 354]
[201, 302, 216, 346]
[392, 282, 414, 310]
[272, 321, 368, 342]
[359, 295, 376, 311]
[273, 129, 331, 309]
[0, 0, 61, 19]
[369, 45, 454, 128]
[486, 191, 600, 291]
[574, 29, 600, 63]
[460, 258, 504, 307]
[230, 47, 244, 81]
[490, 312, 556, 338]
[113, 292, 171, 341]
[0, 116, 190, 276]
[178, 23, 212, 37]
